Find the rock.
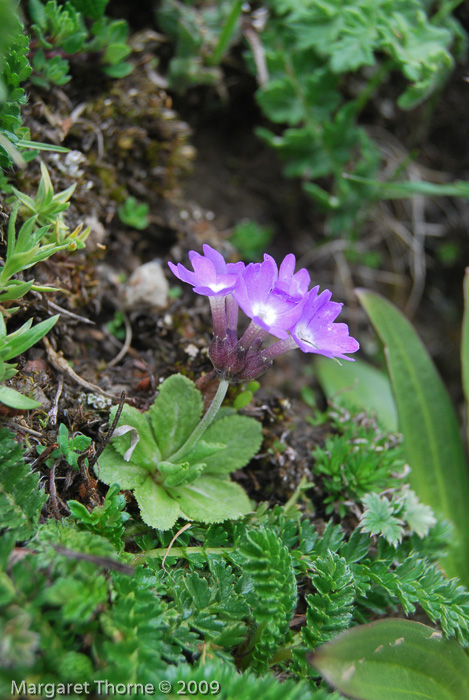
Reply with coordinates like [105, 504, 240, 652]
[121, 260, 169, 309]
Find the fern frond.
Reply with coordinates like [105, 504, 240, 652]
[238, 527, 297, 671]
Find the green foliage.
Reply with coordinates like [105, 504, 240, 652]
[0, 0, 23, 101]
[357, 288, 469, 585]
[0, 167, 90, 408]
[237, 527, 297, 671]
[360, 490, 436, 546]
[68, 484, 131, 551]
[311, 412, 404, 515]
[0, 483, 468, 695]
[158, 0, 468, 234]
[11, 161, 90, 249]
[0, 427, 47, 539]
[117, 195, 150, 230]
[0, 312, 59, 408]
[36, 422, 91, 470]
[314, 356, 398, 432]
[166, 556, 250, 651]
[311, 619, 469, 700]
[251, 0, 467, 234]
[97, 374, 262, 529]
[302, 552, 355, 649]
[233, 380, 260, 410]
[360, 493, 405, 546]
[229, 220, 274, 262]
[0, 191, 89, 306]
[157, 0, 243, 93]
[0, 11, 33, 172]
[66, 0, 110, 21]
[27, 0, 133, 88]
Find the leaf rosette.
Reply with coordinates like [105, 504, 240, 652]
[96, 374, 262, 530]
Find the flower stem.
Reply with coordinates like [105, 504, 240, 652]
[166, 378, 230, 463]
[133, 545, 233, 564]
[226, 293, 239, 336]
[209, 295, 227, 338]
[238, 320, 268, 351]
[261, 335, 298, 360]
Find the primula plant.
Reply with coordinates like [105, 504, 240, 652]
[98, 246, 358, 529]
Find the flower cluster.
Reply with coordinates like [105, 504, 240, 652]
[168, 245, 359, 382]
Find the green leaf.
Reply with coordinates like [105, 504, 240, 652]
[169, 476, 252, 523]
[310, 619, 469, 700]
[102, 42, 131, 65]
[148, 374, 203, 459]
[356, 289, 469, 584]
[134, 478, 181, 530]
[0, 428, 48, 539]
[96, 444, 149, 489]
[400, 489, 436, 539]
[238, 527, 297, 671]
[180, 440, 225, 464]
[109, 402, 161, 468]
[101, 61, 133, 79]
[158, 460, 205, 487]
[1, 314, 59, 361]
[68, 0, 109, 20]
[303, 552, 355, 649]
[344, 173, 469, 200]
[360, 493, 404, 546]
[0, 280, 35, 303]
[315, 355, 398, 431]
[0, 385, 42, 409]
[190, 415, 263, 475]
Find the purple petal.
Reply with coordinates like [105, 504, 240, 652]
[202, 244, 228, 274]
[168, 261, 197, 286]
[279, 254, 296, 280]
[292, 287, 359, 360]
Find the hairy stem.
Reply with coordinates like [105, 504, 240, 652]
[209, 295, 227, 338]
[261, 335, 298, 361]
[166, 378, 230, 463]
[134, 546, 233, 563]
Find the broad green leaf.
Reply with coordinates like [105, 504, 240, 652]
[0, 385, 42, 409]
[134, 479, 181, 531]
[315, 355, 397, 431]
[357, 289, 469, 584]
[461, 268, 469, 444]
[96, 445, 148, 489]
[310, 619, 469, 700]
[191, 415, 263, 475]
[109, 403, 160, 469]
[169, 477, 252, 523]
[148, 374, 203, 459]
[181, 440, 225, 464]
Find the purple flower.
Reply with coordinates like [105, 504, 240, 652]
[168, 244, 244, 297]
[233, 254, 306, 339]
[273, 253, 310, 302]
[291, 287, 359, 361]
